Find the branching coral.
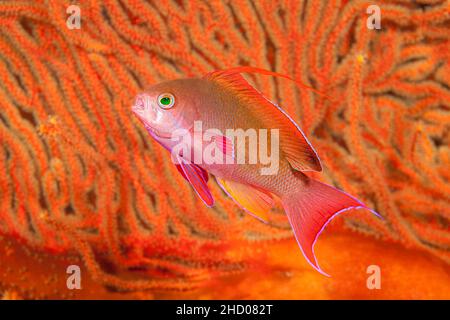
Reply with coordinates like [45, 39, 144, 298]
[0, 0, 449, 295]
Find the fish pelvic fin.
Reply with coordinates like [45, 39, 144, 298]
[176, 154, 214, 207]
[204, 67, 322, 172]
[281, 173, 380, 276]
[216, 177, 274, 223]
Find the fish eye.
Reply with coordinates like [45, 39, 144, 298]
[157, 93, 175, 109]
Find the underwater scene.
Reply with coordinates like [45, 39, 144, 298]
[0, 0, 449, 300]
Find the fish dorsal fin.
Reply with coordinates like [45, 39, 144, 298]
[205, 66, 331, 99]
[205, 68, 322, 172]
[216, 177, 274, 223]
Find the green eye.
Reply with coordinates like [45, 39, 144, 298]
[157, 93, 175, 109]
[160, 97, 171, 105]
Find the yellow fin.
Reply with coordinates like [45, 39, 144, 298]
[216, 177, 274, 223]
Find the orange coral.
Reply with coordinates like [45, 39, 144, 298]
[0, 0, 449, 297]
[1, 230, 449, 299]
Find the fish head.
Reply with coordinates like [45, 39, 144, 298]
[131, 79, 200, 139]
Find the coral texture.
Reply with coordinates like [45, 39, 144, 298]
[0, 0, 449, 296]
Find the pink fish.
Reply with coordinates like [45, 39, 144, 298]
[132, 67, 379, 276]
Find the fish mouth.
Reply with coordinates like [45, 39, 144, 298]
[131, 95, 153, 126]
[143, 124, 172, 139]
[131, 94, 146, 118]
[131, 95, 177, 140]
[131, 99, 172, 139]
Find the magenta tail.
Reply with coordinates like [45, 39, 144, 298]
[281, 178, 379, 277]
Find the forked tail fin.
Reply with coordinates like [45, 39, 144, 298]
[281, 177, 380, 276]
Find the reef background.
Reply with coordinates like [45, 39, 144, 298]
[0, 0, 449, 299]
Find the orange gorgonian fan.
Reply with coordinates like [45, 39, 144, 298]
[0, 0, 449, 295]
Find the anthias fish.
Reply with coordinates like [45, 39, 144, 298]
[132, 67, 379, 276]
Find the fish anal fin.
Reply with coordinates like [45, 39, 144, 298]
[216, 177, 273, 223]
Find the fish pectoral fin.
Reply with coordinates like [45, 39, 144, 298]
[204, 67, 322, 172]
[212, 134, 234, 159]
[216, 177, 274, 223]
[203, 131, 235, 161]
[176, 154, 214, 207]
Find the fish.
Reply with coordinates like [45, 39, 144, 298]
[131, 67, 380, 276]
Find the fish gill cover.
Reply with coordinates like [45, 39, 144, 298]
[0, 0, 449, 299]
